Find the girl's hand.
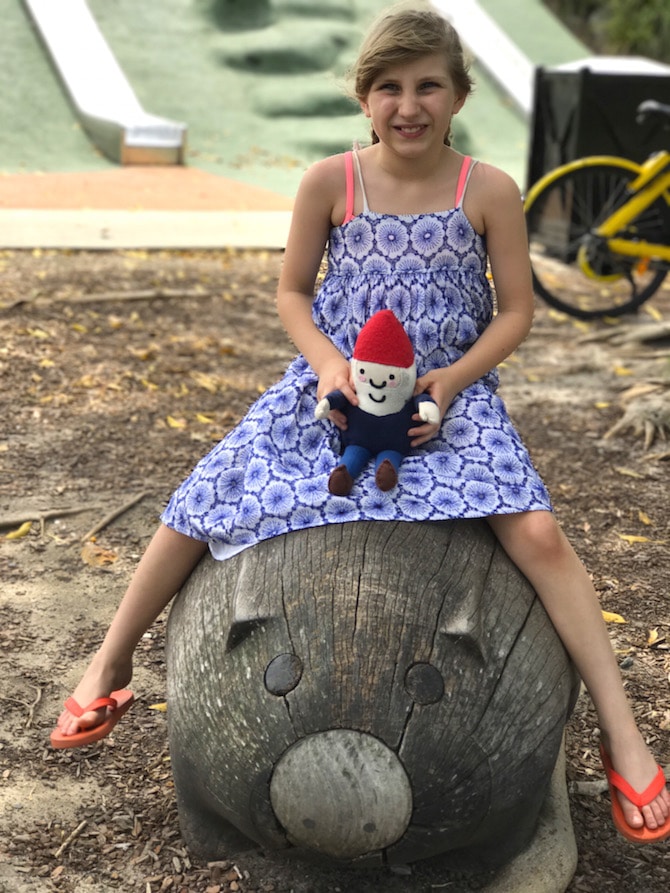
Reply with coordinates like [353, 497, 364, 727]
[409, 368, 458, 447]
[317, 356, 358, 431]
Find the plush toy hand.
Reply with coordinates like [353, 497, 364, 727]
[418, 401, 440, 425]
[314, 398, 332, 420]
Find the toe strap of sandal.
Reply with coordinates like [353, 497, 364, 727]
[607, 763, 666, 809]
[64, 695, 118, 718]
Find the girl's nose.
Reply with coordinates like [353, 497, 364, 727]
[398, 93, 420, 118]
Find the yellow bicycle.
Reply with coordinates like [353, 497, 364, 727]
[524, 99, 670, 319]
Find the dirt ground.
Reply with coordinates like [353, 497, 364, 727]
[0, 248, 668, 893]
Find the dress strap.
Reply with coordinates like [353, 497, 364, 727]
[342, 151, 356, 225]
[352, 146, 370, 214]
[455, 155, 478, 208]
[342, 146, 370, 225]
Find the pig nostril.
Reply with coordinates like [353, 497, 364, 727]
[404, 662, 444, 704]
[264, 653, 303, 696]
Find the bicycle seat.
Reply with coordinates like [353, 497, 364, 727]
[636, 99, 670, 125]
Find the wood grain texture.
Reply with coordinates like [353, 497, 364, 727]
[166, 519, 579, 871]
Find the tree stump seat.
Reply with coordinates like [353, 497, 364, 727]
[166, 519, 579, 872]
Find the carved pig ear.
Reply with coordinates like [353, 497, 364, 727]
[225, 618, 268, 652]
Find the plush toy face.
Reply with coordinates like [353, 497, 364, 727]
[351, 358, 417, 417]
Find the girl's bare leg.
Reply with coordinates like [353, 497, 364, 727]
[488, 511, 670, 833]
[55, 524, 207, 736]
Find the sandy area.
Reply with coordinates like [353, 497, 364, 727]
[0, 167, 294, 212]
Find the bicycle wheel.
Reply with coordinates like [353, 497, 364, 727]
[525, 158, 669, 319]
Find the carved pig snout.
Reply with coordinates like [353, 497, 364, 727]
[270, 729, 412, 859]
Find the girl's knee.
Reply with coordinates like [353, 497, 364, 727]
[490, 511, 567, 564]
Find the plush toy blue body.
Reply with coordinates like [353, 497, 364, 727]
[315, 310, 439, 496]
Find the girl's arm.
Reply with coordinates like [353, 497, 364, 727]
[277, 156, 358, 406]
[411, 164, 534, 445]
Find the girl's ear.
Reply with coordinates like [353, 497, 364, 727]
[359, 98, 371, 118]
[452, 93, 467, 116]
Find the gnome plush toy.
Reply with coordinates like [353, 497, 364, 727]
[315, 309, 440, 496]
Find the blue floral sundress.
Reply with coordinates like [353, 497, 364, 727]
[162, 155, 552, 560]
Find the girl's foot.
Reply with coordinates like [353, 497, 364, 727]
[54, 652, 133, 737]
[601, 730, 670, 836]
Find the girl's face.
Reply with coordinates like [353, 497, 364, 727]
[359, 53, 465, 153]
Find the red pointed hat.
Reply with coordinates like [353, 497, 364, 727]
[353, 310, 414, 368]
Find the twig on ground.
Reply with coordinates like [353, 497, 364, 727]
[25, 686, 42, 729]
[81, 492, 149, 543]
[0, 504, 101, 531]
[8, 289, 213, 309]
[569, 778, 608, 796]
[69, 288, 213, 303]
[0, 288, 212, 313]
[54, 820, 88, 859]
[578, 320, 670, 346]
[0, 686, 43, 728]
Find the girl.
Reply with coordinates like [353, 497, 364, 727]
[52, 3, 669, 844]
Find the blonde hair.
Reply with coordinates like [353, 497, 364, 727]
[349, 3, 474, 146]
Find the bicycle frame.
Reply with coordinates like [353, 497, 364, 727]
[575, 153, 670, 263]
[523, 109, 670, 317]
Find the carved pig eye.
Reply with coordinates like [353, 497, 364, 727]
[404, 662, 444, 705]
[264, 653, 303, 696]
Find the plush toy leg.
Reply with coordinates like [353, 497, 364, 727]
[328, 445, 371, 496]
[374, 451, 403, 492]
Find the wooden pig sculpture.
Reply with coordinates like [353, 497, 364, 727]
[166, 519, 579, 872]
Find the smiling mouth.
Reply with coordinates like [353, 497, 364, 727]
[369, 393, 386, 403]
[395, 125, 426, 135]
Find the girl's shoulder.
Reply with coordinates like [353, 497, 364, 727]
[469, 160, 521, 197]
[462, 161, 523, 232]
[296, 153, 351, 226]
[299, 153, 348, 193]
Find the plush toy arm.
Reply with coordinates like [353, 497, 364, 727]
[315, 389, 348, 420]
[415, 394, 440, 425]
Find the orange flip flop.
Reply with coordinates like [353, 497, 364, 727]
[600, 743, 670, 844]
[50, 689, 135, 749]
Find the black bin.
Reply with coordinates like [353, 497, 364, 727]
[526, 59, 670, 191]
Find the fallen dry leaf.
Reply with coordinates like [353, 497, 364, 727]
[5, 520, 33, 540]
[614, 467, 645, 479]
[617, 534, 650, 544]
[646, 629, 666, 648]
[602, 610, 627, 624]
[644, 303, 663, 322]
[80, 542, 118, 567]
